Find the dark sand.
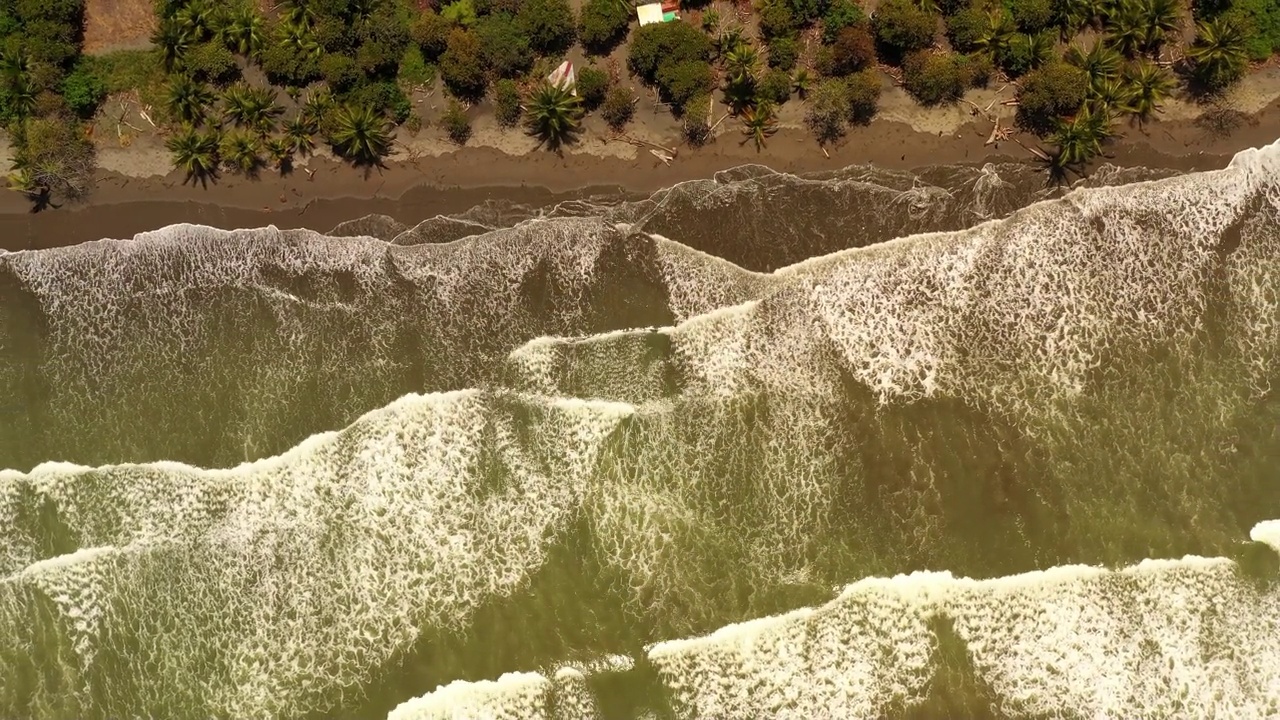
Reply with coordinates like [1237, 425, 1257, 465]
[1, 101, 1277, 252]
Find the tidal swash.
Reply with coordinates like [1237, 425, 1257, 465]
[1, 147, 1279, 720]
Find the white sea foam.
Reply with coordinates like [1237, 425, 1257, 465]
[387, 672, 552, 720]
[1253, 520, 1280, 554]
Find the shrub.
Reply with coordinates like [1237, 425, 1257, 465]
[999, 31, 1053, 76]
[1009, 0, 1052, 32]
[657, 60, 713, 112]
[628, 22, 713, 82]
[441, 99, 472, 143]
[185, 41, 239, 85]
[62, 66, 107, 119]
[1222, 0, 1280, 61]
[600, 84, 635, 130]
[681, 92, 712, 145]
[357, 41, 402, 76]
[518, 0, 577, 54]
[823, 0, 867, 44]
[805, 78, 848, 142]
[347, 81, 412, 124]
[1016, 61, 1087, 135]
[579, 0, 631, 54]
[824, 24, 876, 75]
[320, 53, 361, 92]
[442, 0, 478, 27]
[759, 0, 799, 40]
[259, 42, 320, 86]
[902, 50, 967, 105]
[474, 0, 524, 15]
[83, 50, 168, 110]
[784, 0, 824, 26]
[440, 28, 487, 99]
[312, 16, 352, 53]
[476, 13, 534, 78]
[757, 67, 792, 104]
[411, 10, 452, 59]
[398, 45, 433, 88]
[946, 7, 987, 52]
[872, 0, 937, 60]
[965, 51, 994, 87]
[577, 65, 610, 110]
[493, 78, 522, 126]
[12, 115, 95, 203]
[845, 67, 881, 123]
[767, 36, 799, 70]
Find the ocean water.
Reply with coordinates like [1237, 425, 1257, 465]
[0, 151, 1277, 719]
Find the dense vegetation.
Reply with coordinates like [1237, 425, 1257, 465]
[2, 0, 1276, 203]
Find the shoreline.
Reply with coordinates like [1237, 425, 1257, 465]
[2, 96, 1278, 252]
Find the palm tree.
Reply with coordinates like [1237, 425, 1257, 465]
[328, 104, 394, 164]
[1188, 17, 1249, 92]
[1060, 0, 1110, 35]
[1136, 0, 1180, 53]
[219, 5, 265, 58]
[166, 126, 220, 184]
[723, 45, 760, 85]
[1049, 105, 1113, 170]
[152, 18, 191, 72]
[301, 88, 334, 126]
[0, 53, 36, 119]
[524, 83, 583, 151]
[278, 20, 322, 61]
[1106, 0, 1147, 57]
[976, 10, 1016, 59]
[284, 115, 317, 155]
[740, 101, 778, 151]
[265, 136, 293, 173]
[175, 0, 215, 42]
[1066, 41, 1123, 85]
[1088, 77, 1135, 116]
[166, 75, 215, 125]
[791, 68, 811, 99]
[280, 0, 315, 27]
[220, 131, 262, 175]
[1124, 58, 1174, 124]
[221, 84, 282, 135]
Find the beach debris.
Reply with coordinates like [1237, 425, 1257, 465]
[650, 148, 674, 165]
[139, 107, 158, 129]
[985, 118, 1012, 146]
[546, 61, 577, 95]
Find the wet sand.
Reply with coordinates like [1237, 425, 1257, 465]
[1, 99, 1277, 252]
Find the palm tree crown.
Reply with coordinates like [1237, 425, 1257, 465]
[1124, 58, 1174, 123]
[524, 83, 583, 151]
[740, 100, 778, 151]
[1188, 17, 1249, 91]
[328, 104, 394, 164]
[166, 126, 221, 183]
[167, 75, 215, 125]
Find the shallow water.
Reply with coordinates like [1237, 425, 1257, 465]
[0, 154, 1277, 719]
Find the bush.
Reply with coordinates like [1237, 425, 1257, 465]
[767, 36, 799, 70]
[577, 65, 610, 110]
[492, 78, 522, 126]
[946, 7, 987, 52]
[518, 0, 577, 54]
[823, 24, 876, 76]
[999, 31, 1052, 76]
[313, 15, 353, 53]
[965, 51, 994, 87]
[872, 0, 937, 60]
[757, 68, 792, 104]
[1015, 61, 1087, 134]
[1223, 0, 1280, 60]
[12, 115, 95, 203]
[628, 22, 713, 82]
[657, 60, 713, 112]
[805, 77, 849, 143]
[476, 13, 533, 78]
[440, 28, 487, 99]
[579, 0, 631, 54]
[902, 50, 967, 105]
[398, 45, 433, 88]
[320, 53, 361, 92]
[823, 0, 867, 44]
[441, 99, 472, 143]
[785, 0, 825, 25]
[347, 81, 412, 124]
[442, 0, 478, 27]
[185, 41, 239, 85]
[357, 41, 402, 76]
[260, 42, 319, 87]
[1008, 0, 1052, 32]
[681, 91, 711, 145]
[61, 66, 107, 119]
[411, 10, 452, 59]
[759, 0, 799, 40]
[83, 50, 167, 109]
[600, 84, 635, 130]
[845, 67, 881, 123]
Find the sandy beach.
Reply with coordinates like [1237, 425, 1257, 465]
[2, 68, 1279, 252]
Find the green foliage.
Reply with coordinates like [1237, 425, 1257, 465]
[221, 83, 283, 134]
[283, 114, 317, 155]
[1066, 41, 1124, 85]
[1015, 61, 1087, 134]
[310, 15, 352, 53]
[1222, 0, 1280, 60]
[757, 67, 792, 104]
[185, 41, 239, 85]
[657, 60, 714, 112]
[577, 65, 610, 110]
[218, 4, 265, 58]
[740, 100, 777, 150]
[518, 0, 578, 54]
[346, 80, 412, 124]
[319, 53, 361, 92]
[844, 66, 881, 123]
[999, 31, 1053, 76]
[259, 40, 320, 86]
[759, 0, 800, 40]
[327, 103, 394, 163]
[440, 28, 487, 99]
[9, 115, 95, 204]
[442, 0, 479, 27]
[1008, 0, 1052, 32]
[265, 136, 293, 171]
[1048, 104, 1111, 169]
[822, 0, 866, 43]
[805, 77, 849, 142]
[872, 0, 938, 60]
[166, 73, 215, 124]
[902, 50, 967, 105]
[821, 23, 876, 75]
[525, 81, 582, 149]
[166, 125, 220, 183]
[782, 0, 824, 27]
[579, 0, 632, 54]
[1188, 16, 1249, 92]
[441, 98, 472, 143]
[681, 91, 711, 145]
[600, 84, 635, 130]
[411, 10, 452, 59]
[946, 7, 987, 52]
[477, 13, 534, 78]
[398, 45, 433, 88]
[220, 130, 263, 175]
[492, 78, 522, 126]
[1106, 0, 1181, 57]
[766, 36, 799, 70]
[1123, 57, 1173, 122]
[85, 51, 167, 107]
[628, 22, 713, 83]
[965, 50, 994, 86]
[61, 65, 106, 119]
